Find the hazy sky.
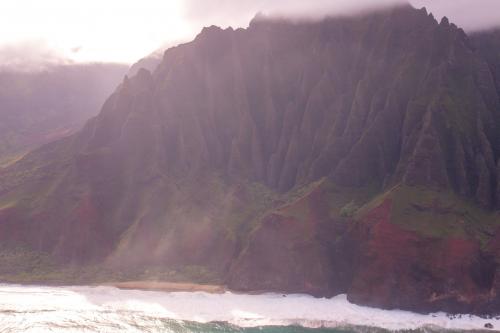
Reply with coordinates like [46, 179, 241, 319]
[0, 0, 499, 67]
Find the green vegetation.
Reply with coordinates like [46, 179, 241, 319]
[0, 152, 26, 169]
[284, 178, 326, 203]
[0, 245, 222, 285]
[356, 185, 500, 247]
[323, 181, 380, 219]
[270, 179, 380, 223]
[340, 201, 359, 217]
[277, 196, 311, 222]
[0, 246, 58, 281]
[221, 179, 280, 241]
[136, 265, 222, 284]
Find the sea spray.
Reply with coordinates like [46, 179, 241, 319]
[0, 284, 496, 332]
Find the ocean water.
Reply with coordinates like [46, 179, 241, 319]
[0, 284, 496, 332]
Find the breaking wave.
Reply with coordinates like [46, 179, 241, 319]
[0, 284, 496, 332]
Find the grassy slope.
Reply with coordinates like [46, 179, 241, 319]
[356, 185, 500, 246]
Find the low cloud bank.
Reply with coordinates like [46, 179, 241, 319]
[182, 0, 500, 32]
[182, 0, 405, 29]
[0, 40, 72, 72]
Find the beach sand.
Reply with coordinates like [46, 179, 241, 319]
[105, 281, 226, 293]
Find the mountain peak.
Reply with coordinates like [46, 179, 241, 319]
[440, 16, 450, 26]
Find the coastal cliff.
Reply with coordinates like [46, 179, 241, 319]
[1, 4, 500, 314]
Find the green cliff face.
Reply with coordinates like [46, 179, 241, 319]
[1, 5, 500, 314]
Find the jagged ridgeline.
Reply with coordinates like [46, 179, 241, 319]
[1, 4, 500, 314]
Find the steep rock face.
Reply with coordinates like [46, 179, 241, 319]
[347, 198, 496, 314]
[472, 29, 500, 96]
[228, 182, 500, 314]
[472, 29, 500, 210]
[64, 6, 500, 200]
[497, 159, 500, 209]
[227, 185, 356, 296]
[1, 5, 500, 314]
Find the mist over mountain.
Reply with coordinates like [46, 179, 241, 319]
[127, 50, 163, 77]
[182, 0, 500, 32]
[2, 3, 500, 316]
[0, 63, 127, 165]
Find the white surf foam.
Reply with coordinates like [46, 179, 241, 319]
[0, 284, 498, 331]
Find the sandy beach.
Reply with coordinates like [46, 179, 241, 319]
[105, 281, 227, 293]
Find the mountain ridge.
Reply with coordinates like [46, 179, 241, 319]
[1, 4, 500, 314]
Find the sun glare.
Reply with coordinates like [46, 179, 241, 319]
[0, 0, 191, 64]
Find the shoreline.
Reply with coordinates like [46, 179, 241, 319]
[2, 279, 499, 321]
[0, 278, 290, 296]
[0, 284, 498, 332]
[101, 280, 227, 294]
[100, 281, 292, 297]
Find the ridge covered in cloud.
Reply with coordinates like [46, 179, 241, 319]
[182, 0, 500, 33]
[182, 0, 405, 29]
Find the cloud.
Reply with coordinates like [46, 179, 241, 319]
[0, 0, 499, 68]
[71, 46, 83, 54]
[0, 0, 190, 65]
[181, 0, 405, 29]
[0, 40, 72, 72]
[182, 0, 500, 32]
